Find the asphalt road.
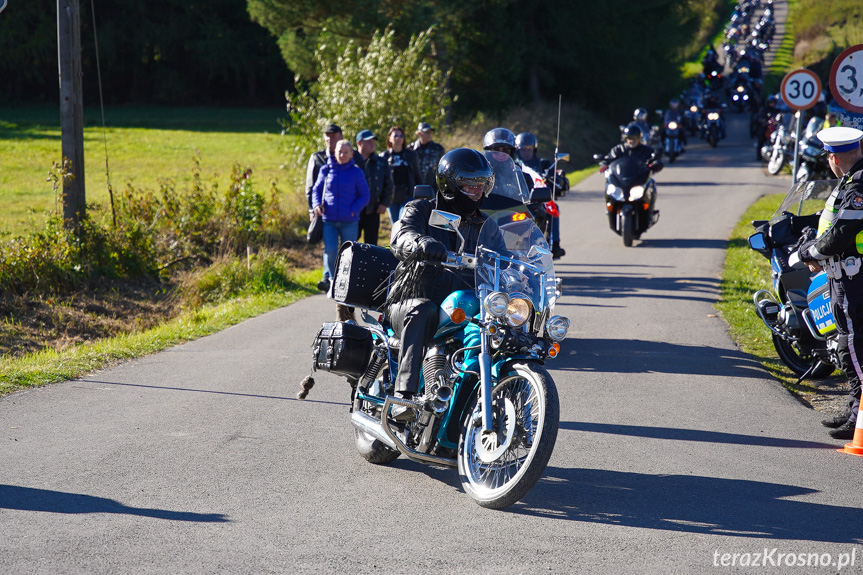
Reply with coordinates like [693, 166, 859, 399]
[3, 113, 863, 574]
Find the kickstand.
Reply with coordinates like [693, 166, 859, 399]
[793, 363, 816, 387]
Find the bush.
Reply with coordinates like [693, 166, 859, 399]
[283, 27, 449, 168]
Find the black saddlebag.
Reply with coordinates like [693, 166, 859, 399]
[332, 241, 399, 311]
[312, 321, 373, 377]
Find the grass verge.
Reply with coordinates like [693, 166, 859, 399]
[0, 269, 319, 396]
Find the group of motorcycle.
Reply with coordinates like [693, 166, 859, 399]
[758, 103, 832, 182]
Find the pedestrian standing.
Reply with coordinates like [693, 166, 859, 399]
[355, 129, 393, 245]
[311, 140, 370, 293]
[797, 127, 863, 440]
[305, 123, 363, 210]
[380, 126, 421, 224]
[409, 122, 445, 190]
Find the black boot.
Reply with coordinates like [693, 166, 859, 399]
[552, 242, 566, 260]
[829, 420, 857, 440]
[822, 413, 851, 428]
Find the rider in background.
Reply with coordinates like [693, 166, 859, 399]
[662, 99, 688, 148]
[515, 131, 566, 259]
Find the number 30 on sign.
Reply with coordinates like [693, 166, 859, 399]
[780, 69, 822, 110]
[830, 44, 863, 114]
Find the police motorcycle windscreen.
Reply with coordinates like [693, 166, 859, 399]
[340, 209, 564, 509]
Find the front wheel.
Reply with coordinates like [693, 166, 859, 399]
[457, 363, 560, 510]
[767, 147, 785, 175]
[772, 333, 834, 378]
[621, 207, 634, 247]
[708, 126, 718, 148]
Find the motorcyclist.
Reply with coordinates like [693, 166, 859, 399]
[515, 131, 566, 259]
[753, 94, 779, 161]
[602, 125, 663, 173]
[629, 108, 651, 143]
[386, 148, 506, 419]
[700, 89, 726, 139]
[662, 99, 687, 148]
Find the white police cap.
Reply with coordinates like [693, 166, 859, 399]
[817, 126, 863, 153]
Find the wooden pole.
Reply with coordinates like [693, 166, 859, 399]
[57, 0, 86, 228]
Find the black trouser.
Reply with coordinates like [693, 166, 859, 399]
[358, 211, 380, 246]
[387, 298, 439, 395]
[831, 279, 863, 423]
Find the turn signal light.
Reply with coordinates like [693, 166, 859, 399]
[643, 202, 650, 211]
[450, 308, 466, 324]
[548, 343, 560, 358]
[606, 203, 614, 212]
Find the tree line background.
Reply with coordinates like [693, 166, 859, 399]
[0, 0, 726, 118]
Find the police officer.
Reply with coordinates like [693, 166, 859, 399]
[796, 127, 863, 440]
[386, 148, 506, 419]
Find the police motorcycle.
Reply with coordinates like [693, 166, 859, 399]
[747, 179, 839, 379]
[593, 152, 661, 247]
[304, 208, 568, 509]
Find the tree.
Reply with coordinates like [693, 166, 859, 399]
[283, 28, 449, 168]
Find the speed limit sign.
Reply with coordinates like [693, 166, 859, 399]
[780, 69, 822, 110]
[830, 44, 863, 114]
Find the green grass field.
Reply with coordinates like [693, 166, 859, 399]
[0, 106, 304, 237]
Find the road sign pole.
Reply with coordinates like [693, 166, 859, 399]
[792, 111, 803, 184]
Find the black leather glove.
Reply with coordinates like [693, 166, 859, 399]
[649, 160, 664, 173]
[792, 227, 818, 262]
[416, 236, 448, 262]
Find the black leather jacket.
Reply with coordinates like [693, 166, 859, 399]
[810, 158, 863, 264]
[361, 153, 394, 214]
[389, 198, 506, 304]
[605, 143, 658, 167]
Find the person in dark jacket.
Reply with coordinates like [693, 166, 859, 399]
[305, 123, 364, 209]
[311, 140, 370, 293]
[603, 124, 663, 170]
[409, 122, 446, 190]
[387, 148, 506, 419]
[797, 127, 863, 440]
[380, 126, 421, 224]
[355, 129, 393, 245]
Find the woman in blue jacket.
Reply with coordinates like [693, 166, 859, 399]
[311, 140, 370, 292]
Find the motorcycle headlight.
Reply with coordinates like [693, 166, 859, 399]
[668, 121, 678, 130]
[545, 315, 570, 342]
[483, 291, 509, 318]
[690, 105, 698, 112]
[505, 295, 531, 328]
[607, 184, 624, 202]
[629, 185, 645, 200]
[708, 112, 720, 121]
[736, 85, 745, 93]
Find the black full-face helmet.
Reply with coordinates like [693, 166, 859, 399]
[515, 132, 538, 150]
[436, 148, 495, 214]
[622, 124, 643, 147]
[483, 127, 517, 157]
[633, 108, 648, 122]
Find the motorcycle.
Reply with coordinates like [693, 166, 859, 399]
[795, 135, 831, 182]
[763, 112, 794, 175]
[662, 119, 684, 164]
[593, 153, 661, 247]
[701, 106, 725, 148]
[684, 100, 701, 136]
[308, 209, 568, 509]
[730, 76, 753, 113]
[747, 178, 839, 379]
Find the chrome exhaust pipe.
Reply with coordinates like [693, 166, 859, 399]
[351, 409, 399, 450]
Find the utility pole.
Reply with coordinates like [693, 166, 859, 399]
[57, 0, 86, 228]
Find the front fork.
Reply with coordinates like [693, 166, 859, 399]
[478, 328, 494, 433]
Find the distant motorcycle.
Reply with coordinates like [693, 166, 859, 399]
[764, 113, 794, 175]
[795, 135, 830, 182]
[593, 153, 661, 247]
[662, 120, 684, 164]
[701, 107, 725, 148]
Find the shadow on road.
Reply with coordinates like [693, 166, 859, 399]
[79, 380, 351, 408]
[553, 338, 764, 379]
[508, 467, 863, 543]
[0, 485, 229, 522]
[557, 270, 720, 303]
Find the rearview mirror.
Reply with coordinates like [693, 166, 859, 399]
[592, 153, 605, 163]
[429, 210, 465, 253]
[748, 232, 769, 253]
[529, 186, 552, 203]
[555, 152, 570, 163]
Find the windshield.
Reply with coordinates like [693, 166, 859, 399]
[771, 178, 840, 222]
[475, 210, 557, 313]
[484, 150, 531, 203]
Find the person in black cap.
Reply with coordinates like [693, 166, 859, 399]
[304, 123, 363, 210]
[409, 122, 445, 190]
[355, 129, 393, 245]
[796, 126, 863, 440]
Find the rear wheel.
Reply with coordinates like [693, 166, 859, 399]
[457, 363, 559, 509]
